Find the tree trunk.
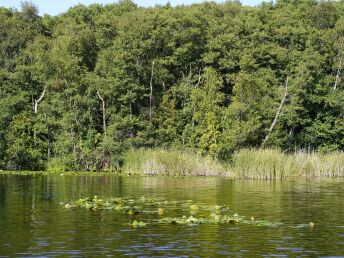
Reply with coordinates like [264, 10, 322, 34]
[262, 77, 289, 148]
[149, 60, 155, 122]
[96, 91, 106, 134]
[45, 112, 51, 158]
[334, 39, 344, 90]
[33, 87, 46, 114]
[196, 67, 202, 87]
[129, 102, 132, 118]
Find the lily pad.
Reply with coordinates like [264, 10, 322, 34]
[130, 220, 147, 228]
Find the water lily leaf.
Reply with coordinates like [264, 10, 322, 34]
[84, 203, 93, 209]
[158, 208, 165, 215]
[214, 205, 222, 210]
[130, 220, 146, 228]
[295, 223, 314, 229]
[115, 205, 123, 211]
[189, 204, 199, 211]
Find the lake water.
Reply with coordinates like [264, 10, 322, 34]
[0, 174, 344, 257]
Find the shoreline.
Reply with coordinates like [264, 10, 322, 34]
[1, 147, 344, 180]
[1, 170, 344, 181]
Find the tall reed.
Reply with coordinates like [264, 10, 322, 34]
[230, 149, 344, 179]
[122, 148, 226, 176]
[122, 148, 344, 179]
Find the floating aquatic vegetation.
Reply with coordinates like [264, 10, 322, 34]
[62, 196, 286, 228]
[63, 195, 172, 212]
[189, 204, 199, 211]
[158, 208, 165, 215]
[130, 220, 147, 228]
[158, 216, 205, 225]
[294, 222, 315, 229]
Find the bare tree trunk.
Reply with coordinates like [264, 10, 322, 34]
[129, 102, 132, 118]
[189, 62, 192, 78]
[149, 60, 155, 122]
[31, 95, 34, 111]
[33, 87, 46, 114]
[45, 112, 51, 158]
[96, 91, 106, 134]
[71, 128, 76, 154]
[195, 67, 202, 87]
[262, 77, 289, 148]
[288, 126, 295, 139]
[334, 39, 344, 90]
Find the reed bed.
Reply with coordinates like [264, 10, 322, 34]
[122, 148, 344, 179]
[122, 148, 226, 176]
[230, 149, 344, 179]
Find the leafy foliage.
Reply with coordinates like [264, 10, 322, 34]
[0, 1, 343, 171]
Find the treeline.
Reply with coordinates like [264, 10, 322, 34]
[0, 0, 343, 171]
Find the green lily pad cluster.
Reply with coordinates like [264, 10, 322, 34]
[62, 195, 282, 228]
[158, 213, 282, 227]
[129, 220, 147, 228]
[64, 196, 172, 214]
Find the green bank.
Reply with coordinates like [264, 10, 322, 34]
[2, 148, 343, 179]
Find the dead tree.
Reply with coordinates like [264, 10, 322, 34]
[195, 67, 202, 87]
[33, 87, 46, 114]
[149, 60, 155, 122]
[97, 91, 106, 134]
[45, 112, 51, 158]
[334, 39, 344, 90]
[262, 77, 289, 148]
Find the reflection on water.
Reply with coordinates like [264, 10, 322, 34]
[0, 174, 344, 256]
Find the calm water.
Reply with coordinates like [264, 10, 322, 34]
[0, 174, 344, 257]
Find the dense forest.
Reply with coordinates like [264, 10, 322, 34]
[0, 0, 343, 171]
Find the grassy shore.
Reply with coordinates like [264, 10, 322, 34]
[1, 148, 343, 179]
[121, 148, 344, 179]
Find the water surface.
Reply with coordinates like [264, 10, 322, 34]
[0, 174, 344, 257]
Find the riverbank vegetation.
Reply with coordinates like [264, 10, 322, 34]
[122, 149, 226, 176]
[121, 148, 344, 179]
[2, 148, 343, 179]
[0, 1, 343, 173]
